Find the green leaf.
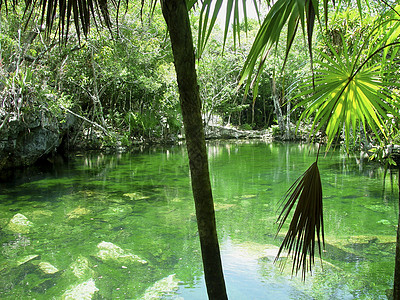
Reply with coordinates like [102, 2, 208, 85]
[294, 38, 400, 151]
[239, 0, 320, 97]
[196, 0, 260, 58]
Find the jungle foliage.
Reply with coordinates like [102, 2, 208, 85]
[2, 2, 398, 149]
[0, 3, 312, 148]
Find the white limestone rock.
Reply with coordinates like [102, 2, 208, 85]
[61, 279, 99, 300]
[6, 213, 32, 233]
[38, 261, 59, 274]
[96, 241, 147, 264]
[70, 256, 94, 279]
[143, 274, 180, 300]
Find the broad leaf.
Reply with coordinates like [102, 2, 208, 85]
[239, 0, 320, 95]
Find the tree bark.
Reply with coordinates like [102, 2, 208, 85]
[160, 1, 228, 299]
[271, 77, 284, 134]
[394, 164, 400, 300]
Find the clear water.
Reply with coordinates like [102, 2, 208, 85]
[0, 141, 398, 299]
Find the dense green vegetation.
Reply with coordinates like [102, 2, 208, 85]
[1, 5, 179, 146]
[1, 3, 398, 150]
[0, 5, 310, 149]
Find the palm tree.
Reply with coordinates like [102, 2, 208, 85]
[160, 1, 227, 298]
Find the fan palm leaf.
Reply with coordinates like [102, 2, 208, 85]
[294, 34, 400, 150]
[275, 159, 324, 279]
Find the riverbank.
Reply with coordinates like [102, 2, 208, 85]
[0, 104, 308, 172]
[3, 104, 396, 174]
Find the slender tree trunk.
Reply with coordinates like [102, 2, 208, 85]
[285, 99, 291, 140]
[271, 77, 284, 134]
[251, 99, 255, 126]
[394, 163, 400, 300]
[160, 1, 228, 299]
[90, 48, 107, 128]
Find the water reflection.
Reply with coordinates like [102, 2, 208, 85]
[0, 141, 397, 299]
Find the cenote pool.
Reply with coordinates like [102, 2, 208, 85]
[0, 141, 398, 299]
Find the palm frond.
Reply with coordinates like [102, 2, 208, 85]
[239, 0, 321, 97]
[1, 0, 126, 41]
[294, 36, 400, 150]
[275, 160, 324, 279]
[238, 0, 375, 99]
[196, 0, 263, 59]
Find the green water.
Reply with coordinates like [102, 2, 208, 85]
[0, 141, 398, 299]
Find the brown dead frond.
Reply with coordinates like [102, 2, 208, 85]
[275, 160, 325, 279]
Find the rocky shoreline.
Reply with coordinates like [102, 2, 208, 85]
[0, 105, 76, 171]
[0, 106, 285, 172]
[205, 124, 273, 141]
[8, 106, 397, 174]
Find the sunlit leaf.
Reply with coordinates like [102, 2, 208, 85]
[294, 38, 400, 151]
[239, 0, 322, 96]
[196, 0, 261, 58]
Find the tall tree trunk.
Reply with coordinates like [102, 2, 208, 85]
[285, 99, 291, 140]
[271, 77, 284, 134]
[160, 1, 228, 299]
[394, 163, 400, 300]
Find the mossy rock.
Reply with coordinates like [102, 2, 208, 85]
[70, 256, 94, 279]
[6, 213, 32, 233]
[363, 204, 392, 213]
[61, 278, 99, 299]
[214, 203, 236, 211]
[30, 210, 53, 220]
[96, 241, 147, 265]
[16, 254, 40, 266]
[123, 192, 150, 201]
[67, 206, 90, 219]
[142, 274, 180, 300]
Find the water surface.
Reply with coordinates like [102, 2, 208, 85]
[0, 141, 398, 299]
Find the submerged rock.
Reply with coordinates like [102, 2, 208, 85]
[70, 256, 94, 279]
[61, 278, 99, 300]
[6, 213, 32, 233]
[38, 261, 59, 274]
[67, 206, 91, 219]
[96, 241, 147, 264]
[142, 274, 180, 300]
[31, 209, 53, 220]
[122, 192, 150, 201]
[214, 203, 236, 211]
[16, 254, 39, 266]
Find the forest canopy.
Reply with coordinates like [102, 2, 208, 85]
[0, 1, 399, 154]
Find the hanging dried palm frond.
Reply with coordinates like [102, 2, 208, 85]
[275, 159, 324, 279]
[0, 0, 126, 42]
